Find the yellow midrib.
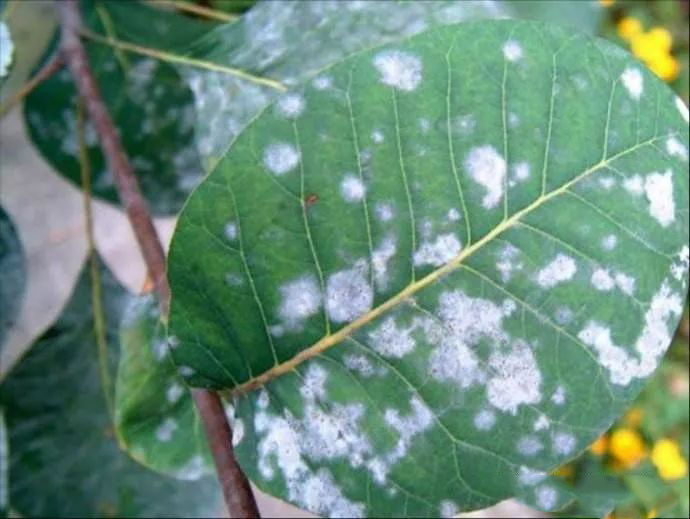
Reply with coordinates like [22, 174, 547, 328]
[226, 136, 663, 398]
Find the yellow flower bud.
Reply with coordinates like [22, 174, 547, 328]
[590, 435, 608, 456]
[631, 32, 662, 63]
[609, 428, 647, 467]
[617, 17, 643, 42]
[647, 27, 673, 53]
[651, 438, 688, 480]
[648, 54, 679, 82]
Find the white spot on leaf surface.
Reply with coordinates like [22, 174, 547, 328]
[465, 145, 506, 209]
[413, 233, 462, 267]
[502, 40, 523, 62]
[263, 142, 300, 175]
[536, 254, 577, 288]
[326, 260, 373, 323]
[621, 67, 643, 100]
[644, 170, 675, 227]
[373, 50, 422, 91]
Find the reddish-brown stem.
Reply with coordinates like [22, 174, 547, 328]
[55, 2, 259, 517]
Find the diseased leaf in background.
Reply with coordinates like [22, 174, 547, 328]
[0, 260, 221, 517]
[23, 1, 213, 215]
[167, 20, 689, 517]
[0, 20, 12, 86]
[0, 207, 26, 350]
[181, 0, 602, 164]
[115, 293, 214, 479]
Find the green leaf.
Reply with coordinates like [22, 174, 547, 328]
[0, 259, 221, 517]
[183, 0, 602, 164]
[0, 207, 25, 350]
[0, 409, 7, 518]
[168, 19, 689, 516]
[115, 293, 214, 478]
[23, 1, 212, 215]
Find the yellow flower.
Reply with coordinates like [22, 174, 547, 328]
[647, 508, 657, 519]
[647, 27, 672, 53]
[651, 439, 688, 480]
[609, 428, 647, 467]
[590, 435, 608, 456]
[624, 407, 643, 428]
[617, 17, 643, 42]
[648, 54, 679, 81]
[631, 32, 663, 63]
[599, 0, 615, 7]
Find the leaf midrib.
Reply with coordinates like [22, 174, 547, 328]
[226, 134, 673, 398]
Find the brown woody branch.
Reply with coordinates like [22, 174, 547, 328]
[55, 2, 259, 517]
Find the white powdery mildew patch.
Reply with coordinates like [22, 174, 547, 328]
[166, 383, 185, 404]
[487, 340, 542, 414]
[276, 93, 305, 119]
[371, 129, 384, 144]
[599, 176, 616, 190]
[375, 202, 394, 222]
[551, 385, 566, 405]
[447, 208, 461, 222]
[623, 174, 644, 196]
[178, 365, 195, 378]
[473, 409, 496, 431]
[533, 414, 550, 432]
[340, 174, 366, 203]
[602, 234, 618, 251]
[277, 275, 322, 331]
[263, 142, 300, 175]
[343, 354, 386, 377]
[176, 455, 205, 481]
[223, 403, 245, 446]
[413, 233, 462, 267]
[368, 316, 416, 358]
[502, 40, 523, 62]
[225, 272, 244, 287]
[224, 221, 238, 241]
[552, 431, 576, 455]
[536, 485, 558, 511]
[671, 245, 689, 281]
[518, 466, 547, 486]
[155, 417, 178, 442]
[313, 76, 332, 90]
[0, 22, 13, 78]
[510, 161, 530, 187]
[621, 67, 643, 100]
[666, 136, 688, 161]
[496, 243, 523, 283]
[578, 280, 683, 385]
[151, 338, 169, 361]
[464, 146, 506, 209]
[676, 96, 690, 123]
[440, 500, 459, 518]
[554, 306, 573, 325]
[372, 235, 396, 290]
[591, 268, 615, 291]
[536, 254, 577, 288]
[644, 170, 675, 227]
[372, 50, 422, 91]
[326, 260, 373, 323]
[517, 435, 543, 456]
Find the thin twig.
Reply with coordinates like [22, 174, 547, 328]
[145, 0, 238, 22]
[55, 3, 260, 517]
[0, 52, 63, 118]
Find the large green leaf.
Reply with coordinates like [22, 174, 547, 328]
[23, 1, 212, 215]
[0, 207, 25, 350]
[115, 293, 214, 478]
[182, 0, 602, 165]
[0, 260, 221, 517]
[168, 20, 689, 516]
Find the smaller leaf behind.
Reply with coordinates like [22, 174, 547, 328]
[0, 207, 26, 352]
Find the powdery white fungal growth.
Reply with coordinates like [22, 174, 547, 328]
[447, 208, 461, 222]
[0, 22, 13, 78]
[623, 174, 644, 196]
[340, 174, 366, 202]
[591, 268, 615, 291]
[343, 354, 386, 377]
[671, 246, 689, 281]
[602, 234, 618, 251]
[166, 383, 185, 404]
[326, 260, 373, 323]
[372, 235, 396, 290]
[277, 275, 322, 331]
[232, 418, 244, 446]
[496, 243, 523, 283]
[371, 129, 384, 144]
[513, 161, 530, 182]
[440, 500, 459, 518]
[666, 136, 688, 161]
[621, 67, 643, 100]
[599, 176, 616, 190]
[413, 233, 462, 267]
[487, 340, 542, 414]
[368, 316, 416, 358]
[552, 431, 576, 455]
[518, 466, 546, 486]
[418, 117, 431, 133]
[453, 114, 476, 135]
[676, 96, 690, 123]
[502, 40, 523, 62]
[372, 50, 422, 91]
[313, 76, 332, 90]
[536, 254, 577, 288]
[151, 338, 169, 361]
[375, 202, 394, 222]
[263, 142, 300, 175]
[578, 281, 683, 385]
[178, 365, 195, 378]
[155, 417, 178, 442]
[644, 170, 675, 227]
[473, 409, 496, 431]
[533, 414, 550, 431]
[225, 272, 244, 286]
[224, 221, 238, 241]
[176, 455, 205, 481]
[464, 145, 506, 209]
[276, 93, 305, 118]
[536, 485, 558, 511]
[615, 272, 636, 296]
[517, 435, 543, 456]
[554, 306, 573, 325]
[551, 385, 566, 405]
